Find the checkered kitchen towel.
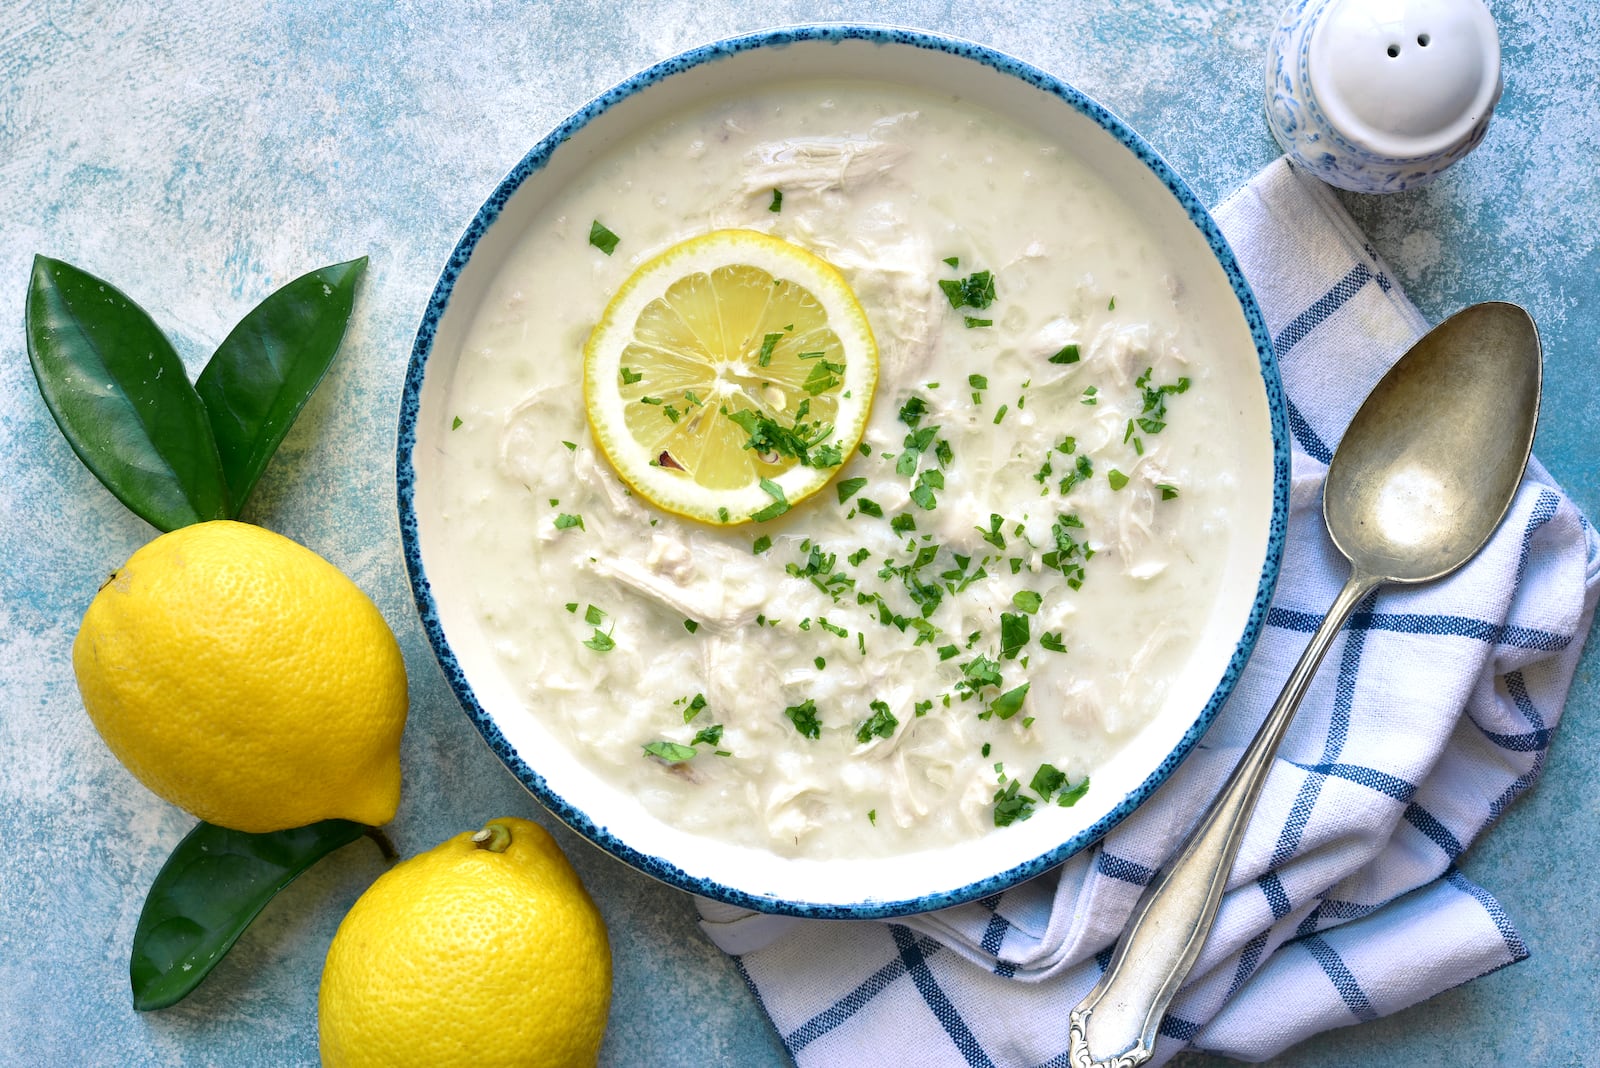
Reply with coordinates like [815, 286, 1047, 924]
[695, 158, 1600, 1065]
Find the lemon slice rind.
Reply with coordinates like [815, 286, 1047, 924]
[583, 229, 878, 525]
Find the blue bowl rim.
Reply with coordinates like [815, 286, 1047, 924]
[396, 23, 1291, 920]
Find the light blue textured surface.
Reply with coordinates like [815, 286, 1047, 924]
[1, 2, 1594, 1066]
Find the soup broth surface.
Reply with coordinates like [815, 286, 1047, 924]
[438, 80, 1253, 858]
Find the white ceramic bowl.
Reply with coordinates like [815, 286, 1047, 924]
[398, 26, 1289, 918]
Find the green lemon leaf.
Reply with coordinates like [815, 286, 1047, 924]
[130, 819, 371, 1011]
[195, 256, 367, 513]
[25, 256, 231, 531]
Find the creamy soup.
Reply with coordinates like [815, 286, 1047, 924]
[436, 81, 1251, 858]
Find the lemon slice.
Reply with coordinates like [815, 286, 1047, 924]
[583, 229, 878, 525]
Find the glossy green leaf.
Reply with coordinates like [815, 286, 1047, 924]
[195, 256, 367, 512]
[130, 819, 367, 1011]
[25, 256, 231, 531]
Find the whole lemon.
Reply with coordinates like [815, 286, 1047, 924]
[72, 519, 407, 832]
[318, 817, 613, 1068]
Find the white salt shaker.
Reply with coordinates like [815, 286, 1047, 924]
[1265, 0, 1502, 192]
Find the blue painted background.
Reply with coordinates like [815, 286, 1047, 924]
[1, 2, 1594, 1065]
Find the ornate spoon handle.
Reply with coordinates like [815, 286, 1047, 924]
[1067, 570, 1381, 1067]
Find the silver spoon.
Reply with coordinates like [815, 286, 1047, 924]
[1068, 301, 1542, 1067]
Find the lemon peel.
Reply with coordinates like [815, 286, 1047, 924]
[71, 520, 407, 833]
[318, 816, 612, 1068]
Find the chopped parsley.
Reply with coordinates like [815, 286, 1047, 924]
[837, 476, 868, 504]
[992, 779, 1035, 827]
[554, 513, 585, 531]
[939, 269, 997, 311]
[855, 700, 899, 744]
[583, 628, 615, 652]
[990, 683, 1030, 720]
[451, 415, 462, 430]
[1159, 483, 1180, 500]
[856, 498, 884, 519]
[1059, 454, 1093, 495]
[768, 188, 783, 212]
[964, 316, 993, 329]
[562, 440, 577, 451]
[1039, 631, 1067, 653]
[1030, 763, 1067, 800]
[1043, 514, 1091, 589]
[643, 740, 695, 764]
[943, 256, 960, 268]
[897, 424, 941, 476]
[752, 534, 772, 554]
[583, 604, 605, 626]
[898, 395, 930, 428]
[756, 331, 784, 367]
[1012, 590, 1043, 614]
[868, 809, 878, 825]
[588, 220, 620, 255]
[786, 545, 855, 601]
[683, 619, 700, 634]
[958, 655, 1003, 699]
[1058, 775, 1091, 806]
[1049, 344, 1081, 365]
[1135, 366, 1193, 434]
[802, 359, 846, 396]
[978, 514, 1006, 549]
[725, 404, 840, 469]
[750, 478, 791, 523]
[619, 366, 644, 385]
[681, 693, 708, 722]
[1107, 469, 1130, 491]
[999, 613, 1030, 660]
[691, 723, 724, 747]
[784, 698, 822, 739]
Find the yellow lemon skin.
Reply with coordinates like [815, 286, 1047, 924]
[318, 817, 613, 1068]
[71, 520, 407, 833]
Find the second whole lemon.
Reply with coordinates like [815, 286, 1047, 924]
[318, 816, 613, 1068]
[71, 519, 407, 833]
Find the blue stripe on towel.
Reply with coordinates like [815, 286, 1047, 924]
[1516, 490, 1561, 582]
[1097, 851, 1156, 886]
[1403, 803, 1464, 860]
[1487, 671, 1547, 821]
[1265, 606, 1570, 651]
[1273, 263, 1381, 463]
[1228, 930, 1271, 996]
[1302, 935, 1378, 1021]
[783, 930, 941, 1053]
[1274, 264, 1375, 356]
[891, 924, 995, 1068]
[1261, 590, 1373, 914]
[1288, 761, 1417, 803]
[1445, 868, 1529, 961]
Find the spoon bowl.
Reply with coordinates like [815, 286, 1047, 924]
[1327, 301, 1541, 583]
[1070, 301, 1542, 1067]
